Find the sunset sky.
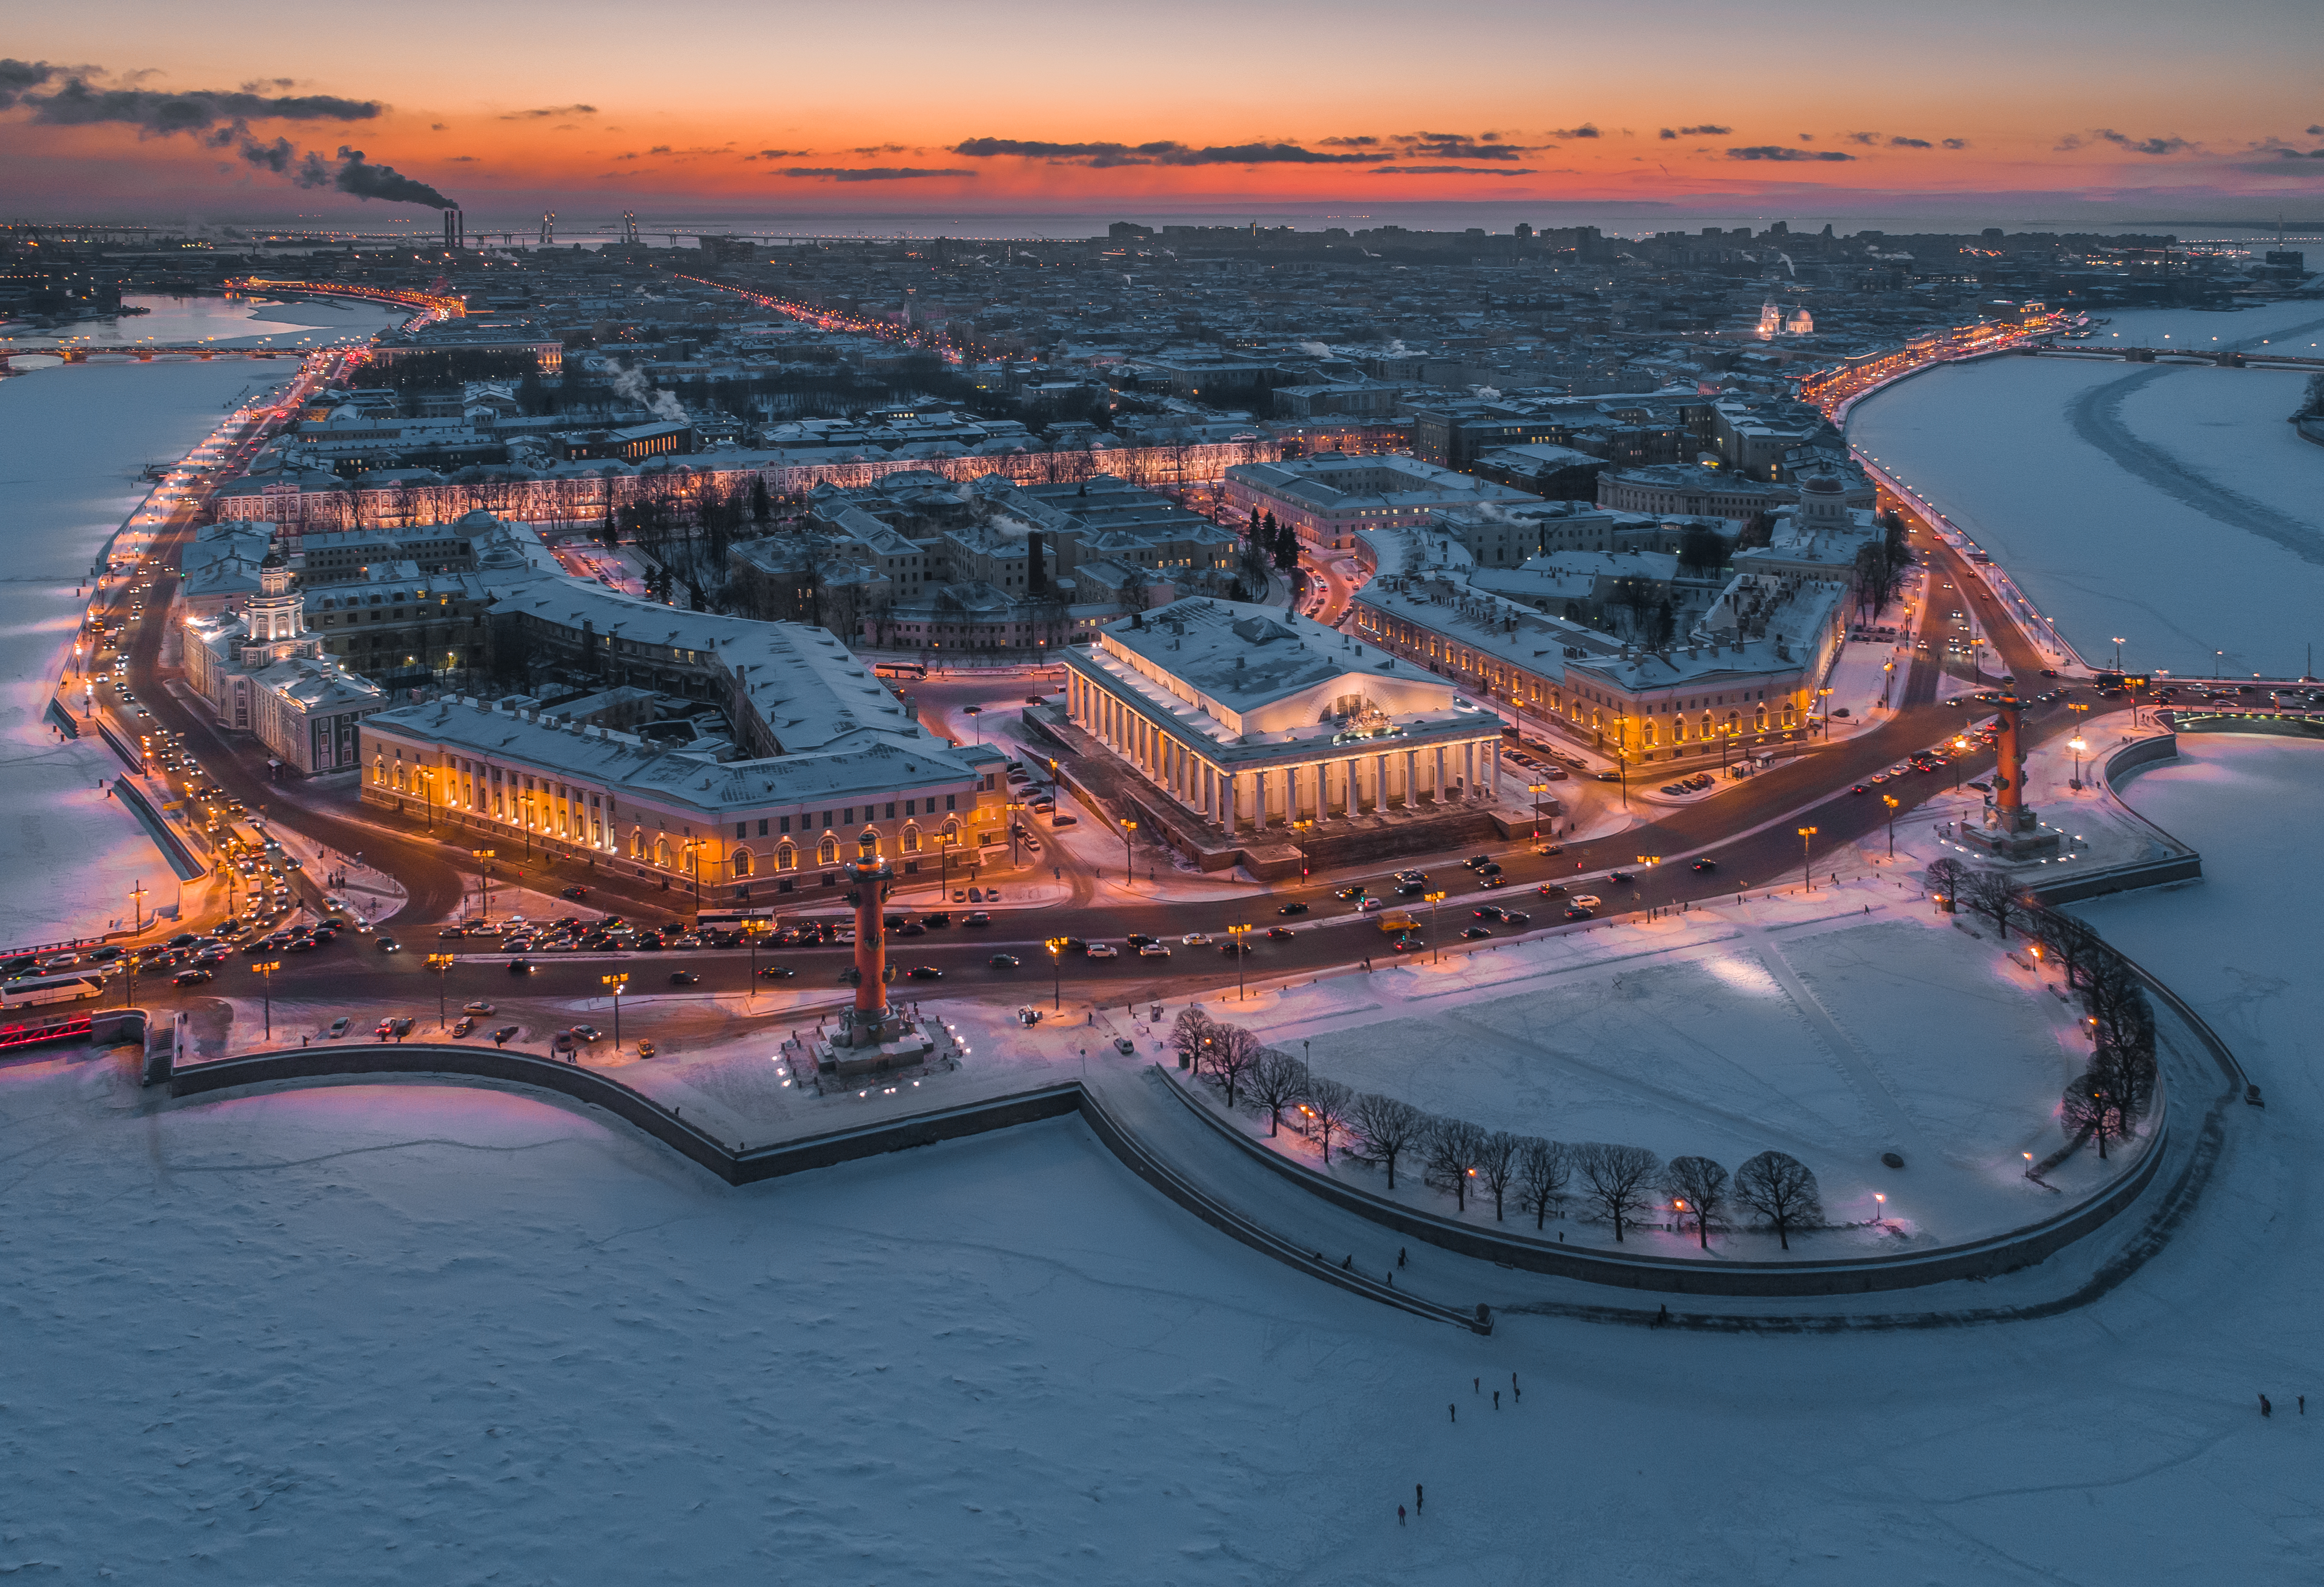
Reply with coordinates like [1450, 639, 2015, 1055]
[5, 0, 2322, 227]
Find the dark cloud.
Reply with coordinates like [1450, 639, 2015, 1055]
[781, 166, 973, 181]
[851, 143, 913, 155]
[296, 146, 454, 208]
[448, 154, 478, 163]
[1942, 137, 1970, 150]
[648, 144, 671, 154]
[499, 104, 596, 120]
[2310, 125, 2324, 136]
[1889, 136, 1933, 148]
[430, 121, 447, 131]
[1372, 165, 1536, 177]
[238, 135, 295, 173]
[25, 77, 382, 132]
[950, 136, 1375, 167]
[0, 59, 58, 109]
[238, 78, 298, 93]
[2054, 133, 2085, 150]
[1798, 132, 1815, 141]
[1321, 135, 1381, 147]
[1546, 123, 1600, 139]
[1392, 132, 1530, 161]
[1845, 131, 1880, 145]
[1727, 145, 1853, 162]
[2092, 129, 2193, 156]
[1659, 124, 1730, 139]
[757, 148, 809, 158]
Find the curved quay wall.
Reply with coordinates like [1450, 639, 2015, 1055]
[162, 1045, 1491, 1336]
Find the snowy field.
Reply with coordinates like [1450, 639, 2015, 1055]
[1, 736, 2317, 1581]
[0, 361, 297, 946]
[1849, 297, 2324, 678]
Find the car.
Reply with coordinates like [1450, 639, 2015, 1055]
[1607, 871, 1634, 885]
[438, 926, 468, 938]
[1266, 926, 1297, 941]
[1391, 934, 1424, 953]
[1462, 854, 1491, 869]
[172, 967, 212, 986]
[988, 954, 1021, 969]
[452, 1016, 476, 1038]
[462, 1000, 495, 1014]
[1691, 858, 1718, 873]
[1536, 882, 1568, 897]
[1277, 901, 1310, 916]
[1181, 932, 1213, 946]
[1479, 874, 1510, 889]
[1334, 885, 1367, 901]
[1086, 943, 1118, 960]
[375, 937, 400, 953]
[923, 912, 952, 928]
[507, 957, 534, 975]
[570, 1025, 602, 1042]
[754, 964, 796, 979]
[668, 971, 702, 986]
[1138, 942, 1172, 958]
[1475, 862, 1502, 876]
[1851, 783, 1872, 795]
[1461, 926, 1493, 940]
[374, 1018, 398, 1038]
[1393, 869, 1428, 885]
[1126, 933, 1161, 947]
[1357, 897, 1386, 913]
[635, 1039, 657, 1059]
[1474, 906, 1505, 921]
[963, 911, 991, 927]
[1564, 906, 1595, 921]
[1218, 940, 1252, 956]
[906, 966, 944, 980]
[561, 885, 591, 900]
[1049, 814, 1078, 827]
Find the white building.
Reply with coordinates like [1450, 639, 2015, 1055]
[1222, 454, 1539, 554]
[1061, 599, 1508, 834]
[181, 548, 388, 774]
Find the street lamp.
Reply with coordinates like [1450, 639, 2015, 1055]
[1528, 780, 1550, 842]
[1007, 800, 1026, 865]
[1796, 826, 1818, 893]
[249, 959, 280, 1040]
[1044, 937, 1065, 1010]
[1228, 923, 1253, 1000]
[2068, 735, 2088, 790]
[130, 879, 147, 936]
[601, 972, 628, 1052]
[1117, 817, 1137, 886]
[1424, 889, 1447, 964]
[427, 952, 454, 1029]
[2111, 637, 2126, 672]
[470, 848, 497, 920]
[963, 704, 983, 743]
[1952, 736, 1969, 791]
[1818, 686, 1834, 736]
[1882, 795, 1899, 859]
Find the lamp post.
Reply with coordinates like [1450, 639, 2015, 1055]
[250, 959, 280, 1041]
[683, 838, 703, 920]
[963, 704, 983, 743]
[1044, 937, 1065, 1010]
[1797, 826, 1818, 893]
[1007, 800, 1026, 865]
[1424, 889, 1446, 964]
[601, 972, 628, 1052]
[1952, 736, 1968, 791]
[1528, 780, 1549, 843]
[427, 952, 454, 1029]
[1117, 817, 1137, 887]
[1228, 923, 1252, 1000]
[1882, 795, 1899, 859]
[130, 879, 147, 936]
[471, 848, 496, 920]
[2068, 735, 2088, 790]
[1818, 686, 1834, 736]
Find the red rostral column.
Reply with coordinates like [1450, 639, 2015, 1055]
[847, 826, 892, 1022]
[1994, 695, 2025, 814]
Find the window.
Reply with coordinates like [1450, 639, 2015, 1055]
[735, 821, 747, 839]
[817, 835, 839, 865]
[776, 843, 796, 871]
[884, 802, 896, 819]
[732, 848, 754, 879]
[901, 824, 921, 853]
[654, 836, 672, 867]
[758, 819, 769, 837]
[945, 794, 957, 811]
[780, 815, 791, 834]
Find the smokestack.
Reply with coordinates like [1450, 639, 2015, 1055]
[443, 208, 463, 251]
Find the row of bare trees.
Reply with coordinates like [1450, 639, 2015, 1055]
[1171, 1008, 1827, 1248]
[1926, 861, 2160, 1163]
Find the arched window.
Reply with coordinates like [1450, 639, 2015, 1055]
[654, 836, 672, 868]
[1727, 711, 1741, 736]
[1754, 704, 1768, 732]
[901, 823, 921, 853]
[816, 834, 838, 865]
[731, 848, 755, 879]
[628, 827, 644, 859]
[1700, 712, 1713, 740]
[776, 843, 797, 872]
[941, 818, 961, 846]
[1782, 704, 1796, 728]
[1641, 720, 1656, 747]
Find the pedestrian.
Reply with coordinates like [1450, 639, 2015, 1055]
[1386, 1272, 1393, 1288]
[2300, 1396, 2307, 1414]
[1473, 1377, 1480, 1394]
[1415, 1484, 1423, 1514]
[1342, 1254, 1352, 1270]
[1653, 1303, 1668, 1329]
[1398, 1505, 1406, 1526]
[1448, 1403, 1455, 1424]
[2260, 1393, 2273, 1417]
[1493, 1390, 1500, 1410]
[1398, 1246, 1407, 1267]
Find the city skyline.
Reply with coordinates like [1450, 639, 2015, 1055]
[5, 0, 2324, 223]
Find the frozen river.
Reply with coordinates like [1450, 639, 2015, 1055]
[1, 292, 406, 353]
[0, 360, 296, 946]
[1849, 298, 2324, 679]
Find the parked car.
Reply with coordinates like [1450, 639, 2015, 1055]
[327, 1017, 351, 1038]
[1277, 901, 1310, 916]
[462, 1000, 495, 1014]
[490, 1025, 520, 1046]
[451, 1016, 476, 1038]
[636, 1040, 657, 1059]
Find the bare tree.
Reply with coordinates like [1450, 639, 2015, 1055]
[1514, 1137, 1571, 1230]
[1246, 1049, 1309, 1136]
[1733, 1151, 1822, 1250]
[1923, 856, 1967, 914]
[2060, 1071, 2134, 1160]
[2027, 906, 2099, 989]
[1202, 1024, 1264, 1110]
[1961, 868, 2026, 940]
[1351, 1092, 1426, 1190]
[1301, 1074, 1355, 1163]
[1662, 1155, 1730, 1250]
[1573, 1142, 1663, 1243]
[1472, 1131, 1522, 1221]
[1424, 1117, 1487, 1212]
[1169, 1007, 1215, 1070]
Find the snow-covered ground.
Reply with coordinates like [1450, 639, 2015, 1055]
[3, 731, 2317, 1580]
[0, 293, 407, 352]
[0, 361, 296, 947]
[1848, 297, 2324, 678]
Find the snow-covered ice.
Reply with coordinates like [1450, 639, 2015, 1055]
[0, 361, 293, 947]
[1849, 297, 2324, 677]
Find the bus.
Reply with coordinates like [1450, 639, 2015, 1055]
[872, 661, 928, 681]
[0, 972, 109, 1010]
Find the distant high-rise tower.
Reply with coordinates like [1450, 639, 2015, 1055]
[622, 210, 640, 244]
[539, 210, 556, 246]
[442, 208, 463, 250]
